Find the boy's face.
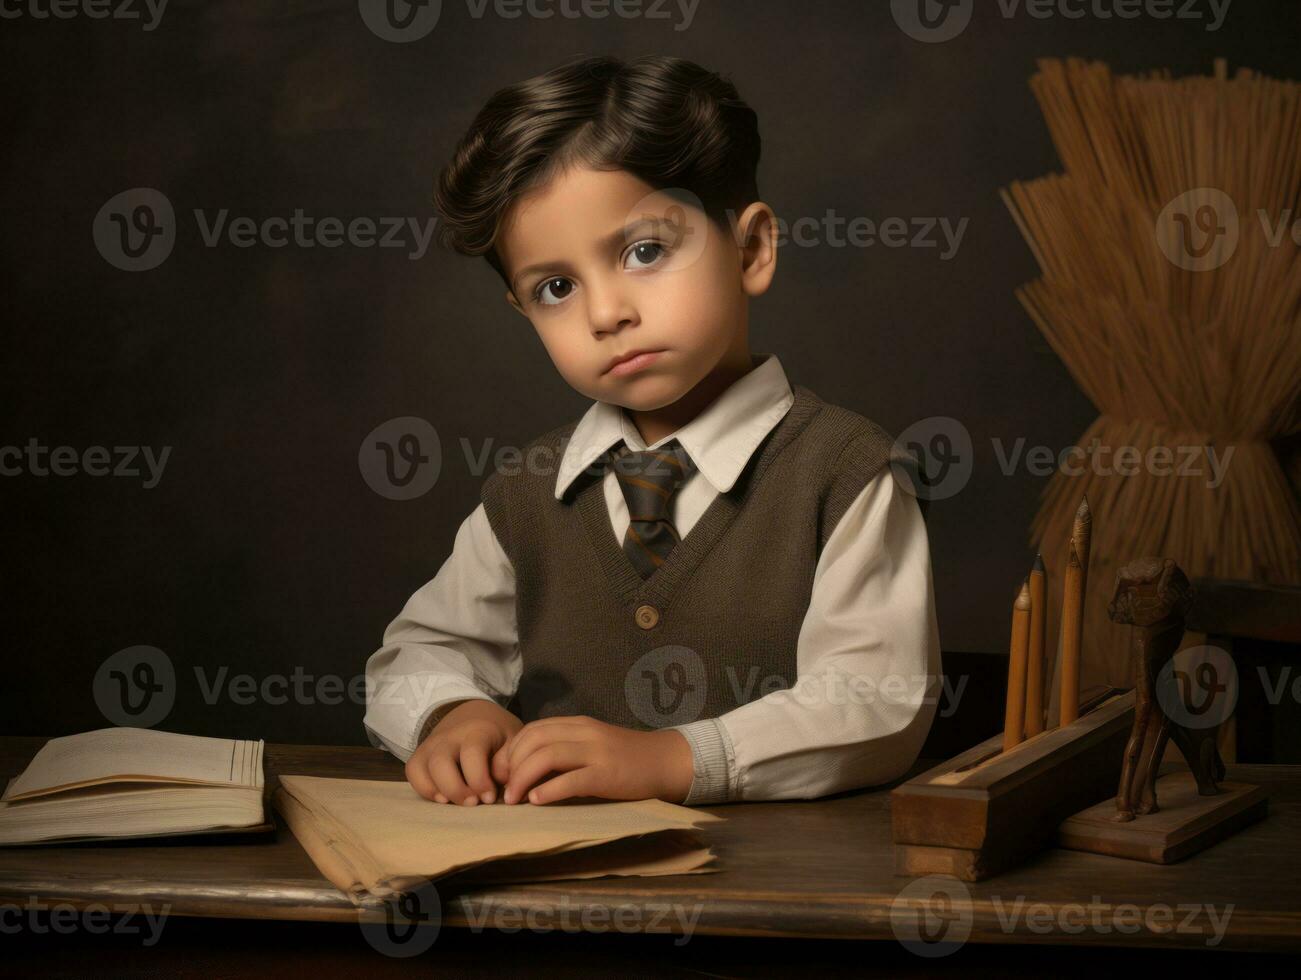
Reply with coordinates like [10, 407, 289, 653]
[496, 165, 775, 412]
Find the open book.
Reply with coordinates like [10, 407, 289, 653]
[0, 727, 270, 846]
[275, 775, 724, 904]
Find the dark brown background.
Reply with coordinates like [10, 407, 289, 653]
[2, 0, 1295, 747]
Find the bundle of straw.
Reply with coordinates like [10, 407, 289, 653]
[1001, 58, 1301, 706]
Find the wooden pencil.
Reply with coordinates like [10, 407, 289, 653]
[1059, 541, 1084, 725]
[1003, 579, 1033, 751]
[1025, 554, 1047, 736]
[1072, 496, 1092, 617]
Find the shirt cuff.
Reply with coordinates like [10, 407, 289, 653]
[363, 679, 496, 762]
[670, 718, 736, 805]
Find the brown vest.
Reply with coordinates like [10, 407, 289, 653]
[481, 384, 896, 729]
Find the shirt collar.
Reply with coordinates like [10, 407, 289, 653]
[554, 351, 795, 500]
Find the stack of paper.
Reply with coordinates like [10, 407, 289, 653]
[274, 775, 724, 904]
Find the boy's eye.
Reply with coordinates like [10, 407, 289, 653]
[624, 240, 667, 270]
[531, 240, 669, 307]
[535, 277, 574, 306]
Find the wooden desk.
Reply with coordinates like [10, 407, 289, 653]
[2, 737, 1299, 953]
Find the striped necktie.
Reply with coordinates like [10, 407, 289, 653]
[609, 439, 696, 579]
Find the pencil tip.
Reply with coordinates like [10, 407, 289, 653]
[1033, 553, 1045, 572]
[1076, 497, 1091, 520]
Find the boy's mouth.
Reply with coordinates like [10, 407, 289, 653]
[603, 349, 666, 377]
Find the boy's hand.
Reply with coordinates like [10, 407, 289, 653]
[406, 699, 523, 805]
[491, 715, 695, 806]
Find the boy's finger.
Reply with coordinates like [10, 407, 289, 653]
[504, 741, 585, 805]
[459, 742, 496, 803]
[404, 752, 438, 801]
[431, 750, 476, 806]
[506, 722, 586, 774]
[527, 767, 596, 806]
[491, 742, 511, 784]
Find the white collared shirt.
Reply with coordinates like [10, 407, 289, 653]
[363, 352, 942, 803]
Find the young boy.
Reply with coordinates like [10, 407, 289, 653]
[363, 54, 941, 808]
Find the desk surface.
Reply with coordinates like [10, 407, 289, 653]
[1, 737, 1298, 952]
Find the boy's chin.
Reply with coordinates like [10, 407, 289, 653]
[566, 374, 672, 408]
[606, 380, 690, 412]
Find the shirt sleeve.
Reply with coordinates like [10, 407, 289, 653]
[363, 502, 522, 763]
[671, 468, 942, 803]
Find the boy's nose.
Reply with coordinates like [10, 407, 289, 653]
[584, 282, 639, 336]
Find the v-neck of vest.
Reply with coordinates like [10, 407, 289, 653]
[573, 384, 823, 609]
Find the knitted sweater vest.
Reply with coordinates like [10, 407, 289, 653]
[481, 384, 896, 729]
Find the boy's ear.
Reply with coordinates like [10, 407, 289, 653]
[733, 201, 778, 297]
[505, 289, 529, 318]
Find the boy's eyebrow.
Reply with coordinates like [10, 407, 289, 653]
[509, 215, 665, 292]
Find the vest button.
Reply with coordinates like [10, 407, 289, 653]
[634, 604, 660, 630]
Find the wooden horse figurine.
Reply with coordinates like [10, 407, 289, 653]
[1107, 557, 1225, 822]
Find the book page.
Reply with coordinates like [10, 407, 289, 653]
[0, 782, 267, 845]
[3, 728, 265, 801]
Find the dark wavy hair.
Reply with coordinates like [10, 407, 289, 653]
[432, 54, 762, 289]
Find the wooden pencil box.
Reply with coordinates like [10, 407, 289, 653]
[891, 686, 1132, 881]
